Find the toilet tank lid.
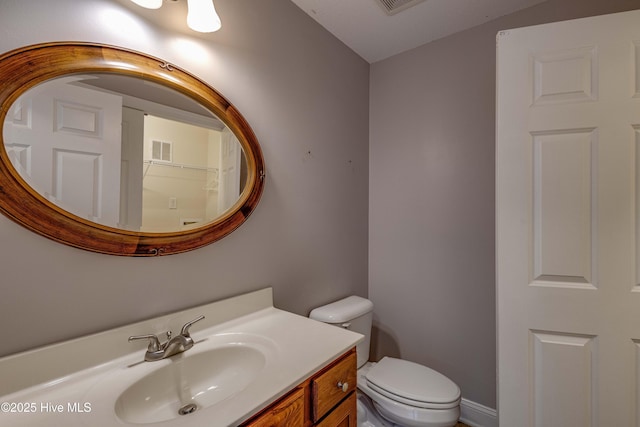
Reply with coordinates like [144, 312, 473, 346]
[309, 296, 373, 323]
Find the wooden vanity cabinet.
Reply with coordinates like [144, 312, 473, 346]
[242, 348, 357, 427]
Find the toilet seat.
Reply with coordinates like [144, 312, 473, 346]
[365, 357, 461, 410]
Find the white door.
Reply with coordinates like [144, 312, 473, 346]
[497, 10, 640, 426]
[4, 78, 123, 227]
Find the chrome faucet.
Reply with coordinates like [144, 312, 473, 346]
[129, 315, 205, 362]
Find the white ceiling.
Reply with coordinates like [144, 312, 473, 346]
[290, 0, 548, 63]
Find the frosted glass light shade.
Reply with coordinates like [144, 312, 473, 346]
[187, 0, 222, 32]
[130, 0, 163, 9]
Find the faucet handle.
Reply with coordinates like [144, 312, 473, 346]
[180, 315, 205, 337]
[128, 334, 162, 352]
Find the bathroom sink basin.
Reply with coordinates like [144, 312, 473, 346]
[115, 344, 267, 424]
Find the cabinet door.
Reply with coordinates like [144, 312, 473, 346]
[311, 351, 357, 422]
[315, 392, 356, 427]
[243, 387, 304, 427]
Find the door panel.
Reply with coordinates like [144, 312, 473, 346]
[529, 331, 597, 426]
[532, 129, 596, 287]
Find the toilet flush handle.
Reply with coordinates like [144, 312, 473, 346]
[337, 381, 349, 392]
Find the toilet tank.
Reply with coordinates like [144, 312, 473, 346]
[309, 296, 373, 368]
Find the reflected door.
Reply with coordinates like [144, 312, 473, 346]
[4, 80, 123, 227]
[497, 10, 640, 426]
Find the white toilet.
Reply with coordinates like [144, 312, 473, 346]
[310, 296, 461, 427]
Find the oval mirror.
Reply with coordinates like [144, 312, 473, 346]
[0, 43, 265, 256]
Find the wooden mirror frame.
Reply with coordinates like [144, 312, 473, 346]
[0, 42, 265, 256]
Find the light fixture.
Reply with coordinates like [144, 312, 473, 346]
[130, 0, 162, 9]
[129, 0, 222, 33]
[187, 0, 222, 33]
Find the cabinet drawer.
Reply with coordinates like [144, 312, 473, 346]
[311, 351, 357, 422]
[243, 387, 304, 427]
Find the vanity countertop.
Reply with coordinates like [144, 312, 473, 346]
[0, 288, 362, 426]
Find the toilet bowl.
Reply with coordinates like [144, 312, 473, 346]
[310, 296, 461, 427]
[358, 359, 460, 427]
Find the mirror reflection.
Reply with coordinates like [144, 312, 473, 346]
[3, 74, 247, 233]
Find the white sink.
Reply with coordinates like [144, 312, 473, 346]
[82, 331, 280, 426]
[115, 344, 267, 424]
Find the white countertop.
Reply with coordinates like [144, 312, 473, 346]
[0, 289, 362, 427]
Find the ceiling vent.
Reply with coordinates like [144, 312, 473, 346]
[375, 0, 428, 16]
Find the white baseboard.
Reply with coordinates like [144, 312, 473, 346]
[459, 398, 498, 427]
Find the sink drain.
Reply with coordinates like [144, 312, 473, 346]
[178, 403, 198, 416]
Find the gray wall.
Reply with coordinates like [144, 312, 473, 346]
[0, 0, 369, 357]
[369, 0, 639, 409]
